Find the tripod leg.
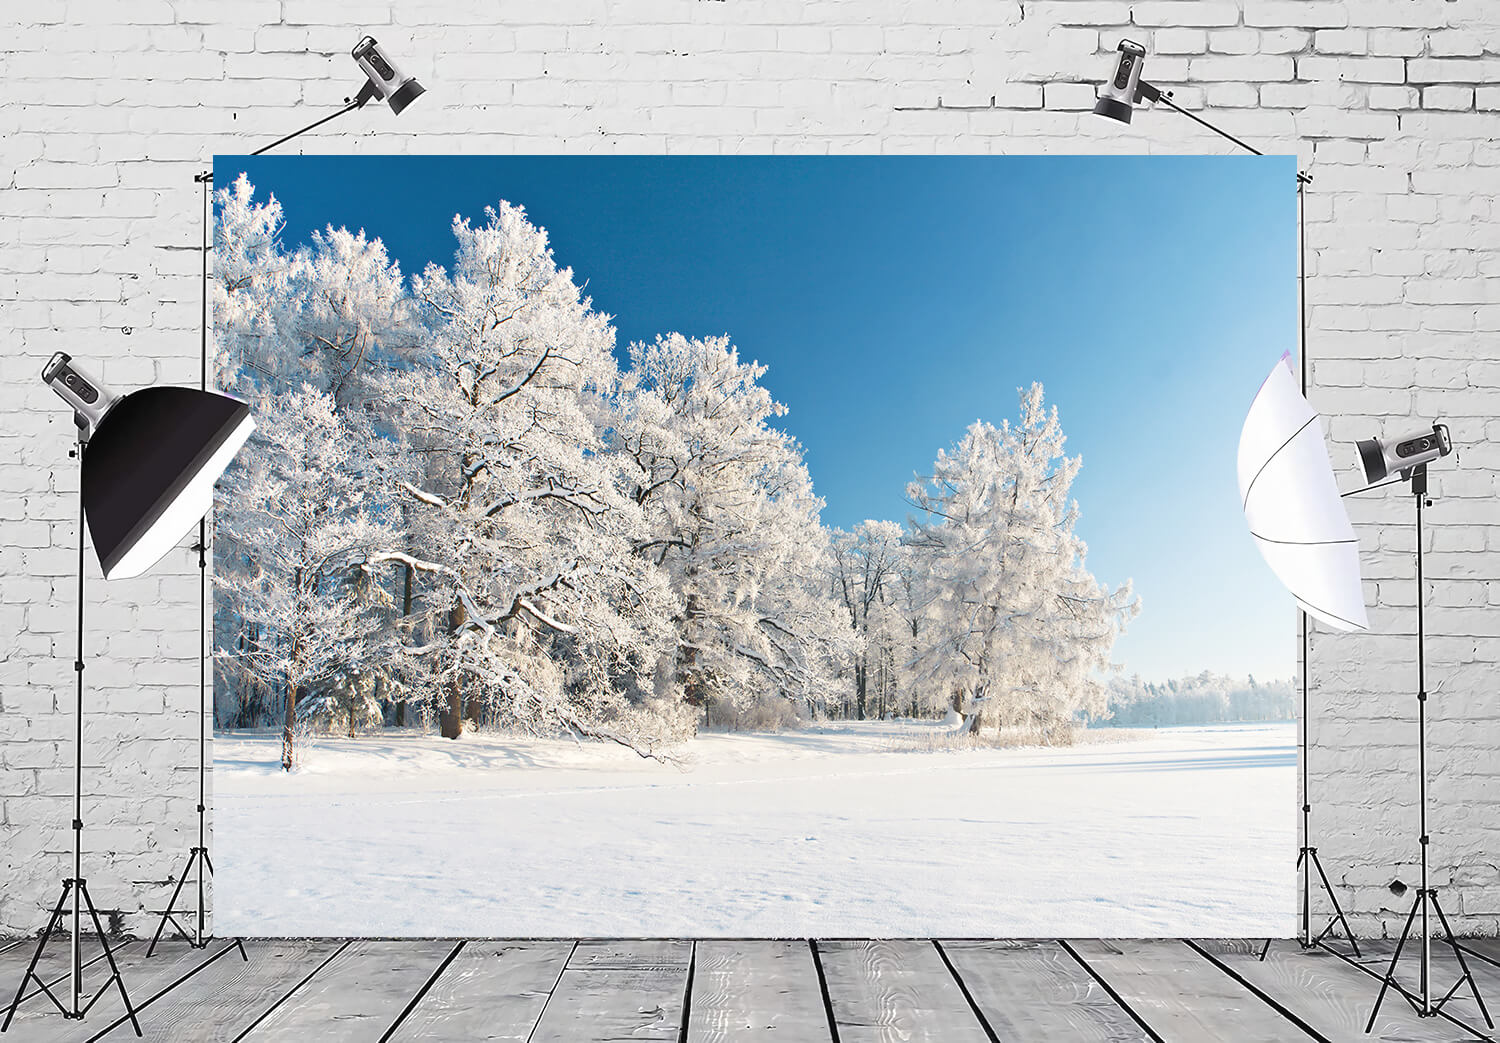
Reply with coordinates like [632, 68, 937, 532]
[1257, 937, 1272, 962]
[79, 883, 141, 1037]
[148, 849, 199, 957]
[1310, 848, 1362, 958]
[2, 885, 69, 1032]
[1431, 893, 1493, 1028]
[1366, 895, 1420, 1033]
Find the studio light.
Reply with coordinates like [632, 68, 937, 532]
[1355, 423, 1492, 1030]
[1356, 423, 1452, 485]
[1090, 38, 1264, 156]
[352, 35, 425, 115]
[42, 354, 255, 581]
[2, 359, 252, 1034]
[251, 34, 425, 157]
[1093, 39, 1151, 124]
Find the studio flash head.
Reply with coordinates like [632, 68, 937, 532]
[352, 35, 426, 115]
[42, 352, 118, 433]
[1356, 423, 1453, 484]
[1094, 39, 1148, 124]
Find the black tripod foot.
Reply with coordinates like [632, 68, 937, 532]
[1306, 847, 1361, 958]
[1365, 889, 1492, 1032]
[148, 847, 213, 956]
[2, 879, 141, 1036]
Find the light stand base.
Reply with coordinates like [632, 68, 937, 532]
[1366, 887, 1492, 1030]
[1257, 845, 1362, 961]
[147, 846, 214, 955]
[1, 879, 141, 1036]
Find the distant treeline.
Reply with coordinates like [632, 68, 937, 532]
[1090, 671, 1294, 727]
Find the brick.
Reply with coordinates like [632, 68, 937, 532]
[1367, 30, 1425, 57]
[1424, 86, 1475, 111]
[1245, 1, 1348, 28]
[1152, 29, 1207, 54]
[1298, 55, 1406, 82]
[1207, 28, 1260, 55]
[1368, 85, 1420, 109]
[1428, 31, 1488, 58]
[1315, 29, 1368, 54]
[1130, 2, 1240, 27]
[1043, 82, 1097, 110]
[1185, 55, 1296, 82]
[1407, 58, 1500, 84]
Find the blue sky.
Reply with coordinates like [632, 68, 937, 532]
[216, 154, 1298, 684]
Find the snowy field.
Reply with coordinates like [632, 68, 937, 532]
[214, 720, 1295, 937]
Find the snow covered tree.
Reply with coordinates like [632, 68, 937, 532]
[212, 175, 420, 731]
[215, 385, 397, 770]
[1100, 672, 1294, 727]
[613, 333, 853, 722]
[905, 383, 1139, 741]
[378, 203, 685, 753]
[831, 520, 907, 719]
[212, 174, 288, 397]
[213, 173, 416, 401]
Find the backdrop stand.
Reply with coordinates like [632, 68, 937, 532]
[149, 173, 220, 955]
[1259, 172, 1361, 962]
[2, 431, 141, 1037]
[1123, 90, 1361, 958]
[1365, 465, 1492, 1029]
[149, 79, 396, 954]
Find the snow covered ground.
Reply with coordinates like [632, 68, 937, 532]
[214, 720, 1295, 937]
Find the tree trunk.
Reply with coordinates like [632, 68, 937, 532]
[440, 686, 463, 739]
[282, 682, 299, 771]
[439, 597, 467, 739]
[678, 592, 706, 708]
[395, 562, 414, 728]
[965, 685, 985, 735]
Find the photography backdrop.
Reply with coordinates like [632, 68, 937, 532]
[207, 155, 1294, 936]
[1, 1, 1497, 939]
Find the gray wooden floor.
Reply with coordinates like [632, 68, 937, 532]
[3, 935, 1500, 1041]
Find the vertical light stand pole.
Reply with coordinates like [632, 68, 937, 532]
[3, 431, 140, 1036]
[1290, 171, 1361, 957]
[148, 172, 222, 956]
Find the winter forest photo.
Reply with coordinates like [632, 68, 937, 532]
[211, 156, 1299, 936]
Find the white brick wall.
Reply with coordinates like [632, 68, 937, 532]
[1, 0, 1497, 938]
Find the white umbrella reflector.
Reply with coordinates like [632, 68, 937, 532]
[1237, 354, 1368, 632]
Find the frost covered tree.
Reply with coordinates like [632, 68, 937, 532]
[905, 384, 1139, 741]
[379, 203, 685, 753]
[212, 174, 289, 396]
[614, 334, 853, 722]
[215, 385, 397, 770]
[213, 173, 416, 400]
[1100, 672, 1294, 727]
[212, 175, 418, 730]
[831, 520, 907, 719]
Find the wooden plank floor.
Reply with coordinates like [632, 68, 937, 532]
[2, 937, 1496, 1041]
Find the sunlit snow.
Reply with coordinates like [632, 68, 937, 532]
[215, 721, 1294, 937]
